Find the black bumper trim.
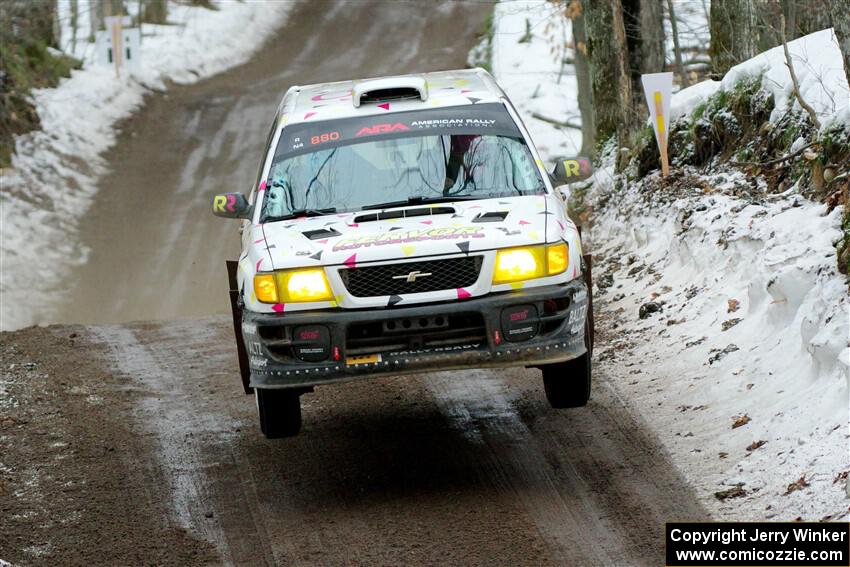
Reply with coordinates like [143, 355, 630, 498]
[241, 280, 588, 388]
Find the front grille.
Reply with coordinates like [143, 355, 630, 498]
[339, 256, 483, 297]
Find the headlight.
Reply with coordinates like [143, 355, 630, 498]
[492, 243, 569, 284]
[254, 269, 333, 304]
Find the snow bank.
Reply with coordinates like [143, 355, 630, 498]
[491, 0, 583, 158]
[490, 3, 849, 520]
[590, 170, 848, 521]
[670, 30, 849, 128]
[1, 1, 293, 331]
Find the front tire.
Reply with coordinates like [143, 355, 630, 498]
[255, 388, 302, 438]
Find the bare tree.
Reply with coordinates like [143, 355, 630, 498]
[586, 0, 635, 143]
[831, 0, 850, 88]
[781, 13, 821, 129]
[570, 1, 596, 155]
[666, 0, 689, 87]
[709, 0, 758, 76]
[70, 0, 78, 54]
[142, 0, 168, 24]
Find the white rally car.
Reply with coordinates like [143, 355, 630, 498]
[213, 69, 594, 438]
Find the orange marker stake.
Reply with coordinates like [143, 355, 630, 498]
[654, 91, 669, 177]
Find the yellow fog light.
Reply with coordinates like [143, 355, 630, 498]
[277, 269, 333, 303]
[546, 242, 568, 275]
[254, 273, 279, 303]
[493, 247, 545, 284]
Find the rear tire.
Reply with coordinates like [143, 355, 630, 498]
[255, 388, 302, 438]
[542, 320, 592, 408]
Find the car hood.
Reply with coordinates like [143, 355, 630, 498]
[260, 195, 563, 269]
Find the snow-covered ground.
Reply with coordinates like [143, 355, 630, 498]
[670, 28, 849, 129]
[1, 0, 293, 331]
[491, 1, 849, 520]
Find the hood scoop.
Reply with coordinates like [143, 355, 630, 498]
[354, 206, 455, 224]
[302, 227, 342, 240]
[472, 211, 509, 223]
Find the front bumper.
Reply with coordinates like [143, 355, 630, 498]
[242, 279, 589, 389]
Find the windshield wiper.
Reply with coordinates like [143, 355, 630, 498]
[360, 195, 483, 211]
[263, 207, 337, 223]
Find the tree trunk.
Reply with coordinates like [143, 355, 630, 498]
[70, 0, 78, 54]
[831, 0, 850, 90]
[586, 0, 634, 144]
[794, 0, 832, 36]
[638, 0, 664, 73]
[709, 0, 758, 77]
[89, 0, 100, 41]
[142, 0, 167, 24]
[666, 0, 689, 87]
[571, 2, 596, 156]
[586, 0, 619, 143]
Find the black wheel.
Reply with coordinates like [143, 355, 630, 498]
[542, 321, 592, 408]
[255, 388, 302, 438]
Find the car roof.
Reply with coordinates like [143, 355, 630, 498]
[277, 68, 507, 127]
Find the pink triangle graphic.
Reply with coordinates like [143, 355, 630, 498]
[272, 303, 285, 313]
[256, 258, 264, 270]
[258, 180, 267, 191]
[378, 103, 390, 110]
[420, 220, 433, 225]
[347, 223, 359, 228]
[460, 89, 472, 93]
[557, 220, 565, 230]
[519, 220, 531, 225]
[457, 288, 471, 299]
[254, 238, 265, 244]
[344, 254, 357, 268]
[304, 111, 317, 120]
[316, 239, 329, 244]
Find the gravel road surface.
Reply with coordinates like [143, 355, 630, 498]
[1, 2, 708, 565]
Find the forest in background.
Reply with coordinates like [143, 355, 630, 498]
[2, 0, 849, 178]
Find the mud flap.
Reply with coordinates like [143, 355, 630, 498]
[577, 225, 594, 353]
[226, 260, 252, 394]
[582, 252, 594, 353]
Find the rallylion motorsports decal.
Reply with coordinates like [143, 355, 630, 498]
[332, 227, 485, 251]
[274, 103, 521, 160]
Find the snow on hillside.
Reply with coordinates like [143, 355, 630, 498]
[0, 1, 293, 331]
[491, 3, 849, 521]
[671, 28, 849, 129]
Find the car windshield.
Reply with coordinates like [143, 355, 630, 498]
[261, 134, 544, 221]
[259, 103, 545, 222]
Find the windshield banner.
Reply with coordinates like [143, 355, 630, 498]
[275, 103, 522, 160]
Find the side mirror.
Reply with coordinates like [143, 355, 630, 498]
[551, 157, 593, 185]
[212, 193, 252, 220]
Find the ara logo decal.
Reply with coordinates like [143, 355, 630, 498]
[333, 227, 485, 251]
[355, 123, 410, 137]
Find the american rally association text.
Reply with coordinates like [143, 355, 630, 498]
[669, 527, 848, 547]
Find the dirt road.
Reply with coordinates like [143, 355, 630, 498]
[2, 1, 709, 565]
[1, 317, 706, 566]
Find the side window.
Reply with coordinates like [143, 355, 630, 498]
[249, 117, 279, 204]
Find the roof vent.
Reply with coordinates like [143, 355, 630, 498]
[352, 76, 428, 108]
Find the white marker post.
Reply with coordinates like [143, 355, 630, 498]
[640, 72, 673, 177]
